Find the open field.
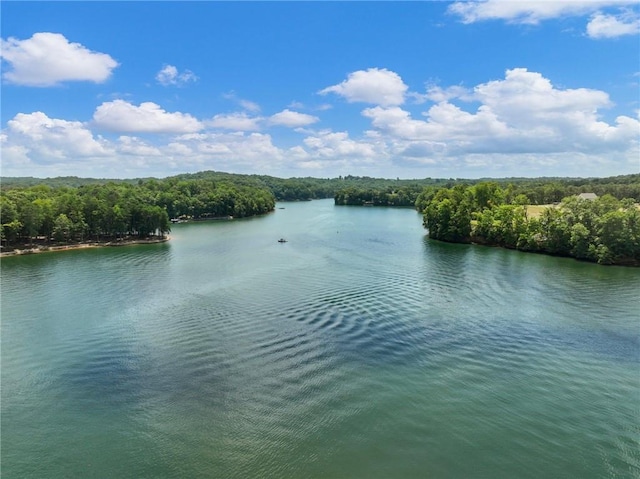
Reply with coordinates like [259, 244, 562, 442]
[525, 203, 640, 219]
[526, 204, 555, 218]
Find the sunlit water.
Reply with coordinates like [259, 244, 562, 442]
[2, 199, 639, 478]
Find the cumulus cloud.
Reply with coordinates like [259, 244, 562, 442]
[319, 68, 408, 106]
[155, 64, 198, 86]
[2, 67, 637, 178]
[360, 68, 639, 160]
[303, 129, 379, 159]
[449, 1, 640, 40]
[1, 114, 291, 176]
[5, 111, 111, 162]
[0, 32, 118, 86]
[208, 112, 263, 131]
[422, 85, 472, 103]
[269, 109, 319, 128]
[117, 136, 162, 156]
[448, 0, 637, 25]
[471, 68, 613, 127]
[170, 131, 286, 172]
[93, 100, 203, 133]
[587, 11, 640, 38]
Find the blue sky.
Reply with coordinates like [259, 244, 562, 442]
[1, 1, 639, 179]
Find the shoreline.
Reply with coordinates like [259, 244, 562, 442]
[0, 237, 170, 258]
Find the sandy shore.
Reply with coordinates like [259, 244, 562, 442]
[0, 237, 170, 258]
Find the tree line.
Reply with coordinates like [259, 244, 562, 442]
[334, 174, 640, 208]
[1, 178, 275, 247]
[2, 171, 638, 262]
[5, 171, 637, 204]
[334, 185, 426, 207]
[419, 182, 640, 266]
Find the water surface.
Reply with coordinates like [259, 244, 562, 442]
[2, 199, 639, 478]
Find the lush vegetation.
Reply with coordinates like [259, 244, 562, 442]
[2, 172, 453, 203]
[1, 178, 274, 249]
[3, 171, 639, 264]
[168, 172, 449, 202]
[333, 174, 640, 208]
[419, 182, 640, 266]
[6, 171, 638, 204]
[334, 185, 427, 207]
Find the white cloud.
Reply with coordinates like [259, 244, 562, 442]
[448, 1, 637, 25]
[222, 92, 261, 113]
[2, 68, 637, 179]
[362, 106, 431, 140]
[155, 64, 198, 86]
[303, 129, 379, 159]
[208, 112, 263, 131]
[1, 112, 121, 176]
[166, 142, 194, 156]
[0, 132, 31, 168]
[587, 11, 640, 38]
[319, 68, 408, 106]
[6, 112, 111, 159]
[93, 100, 203, 133]
[360, 68, 639, 160]
[472, 68, 612, 124]
[117, 136, 162, 156]
[240, 99, 261, 113]
[0, 32, 118, 86]
[171, 131, 286, 172]
[1, 115, 290, 176]
[269, 109, 319, 128]
[421, 85, 472, 103]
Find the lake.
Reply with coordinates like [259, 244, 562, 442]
[1, 198, 639, 478]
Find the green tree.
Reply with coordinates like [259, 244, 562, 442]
[52, 214, 74, 242]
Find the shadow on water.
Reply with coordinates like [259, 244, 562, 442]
[61, 342, 148, 408]
[421, 235, 640, 365]
[59, 326, 234, 414]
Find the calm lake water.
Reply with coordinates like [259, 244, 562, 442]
[2, 199, 639, 478]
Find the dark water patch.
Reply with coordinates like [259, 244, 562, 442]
[60, 341, 149, 409]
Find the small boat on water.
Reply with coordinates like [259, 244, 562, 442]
[278, 238, 288, 243]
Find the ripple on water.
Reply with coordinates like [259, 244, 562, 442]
[2, 201, 639, 479]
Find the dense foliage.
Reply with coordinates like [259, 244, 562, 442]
[169, 172, 449, 202]
[0, 178, 275, 247]
[334, 185, 426, 207]
[333, 174, 640, 209]
[420, 182, 640, 266]
[5, 172, 638, 204]
[2, 171, 638, 263]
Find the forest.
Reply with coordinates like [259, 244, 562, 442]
[0, 177, 274, 248]
[338, 174, 640, 208]
[2, 171, 639, 264]
[418, 182, 640, 266]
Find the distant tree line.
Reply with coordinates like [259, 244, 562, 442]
[418, 182, 640, 266]
[168, 172, 449, 202]
[6, 171, 637, 205]
[2, 171, 638, 262]
[0, 178, 275, 247]
[2, 172, 454, 203]
[334, 185, 426, 206]
[332, 174, 640, 208]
